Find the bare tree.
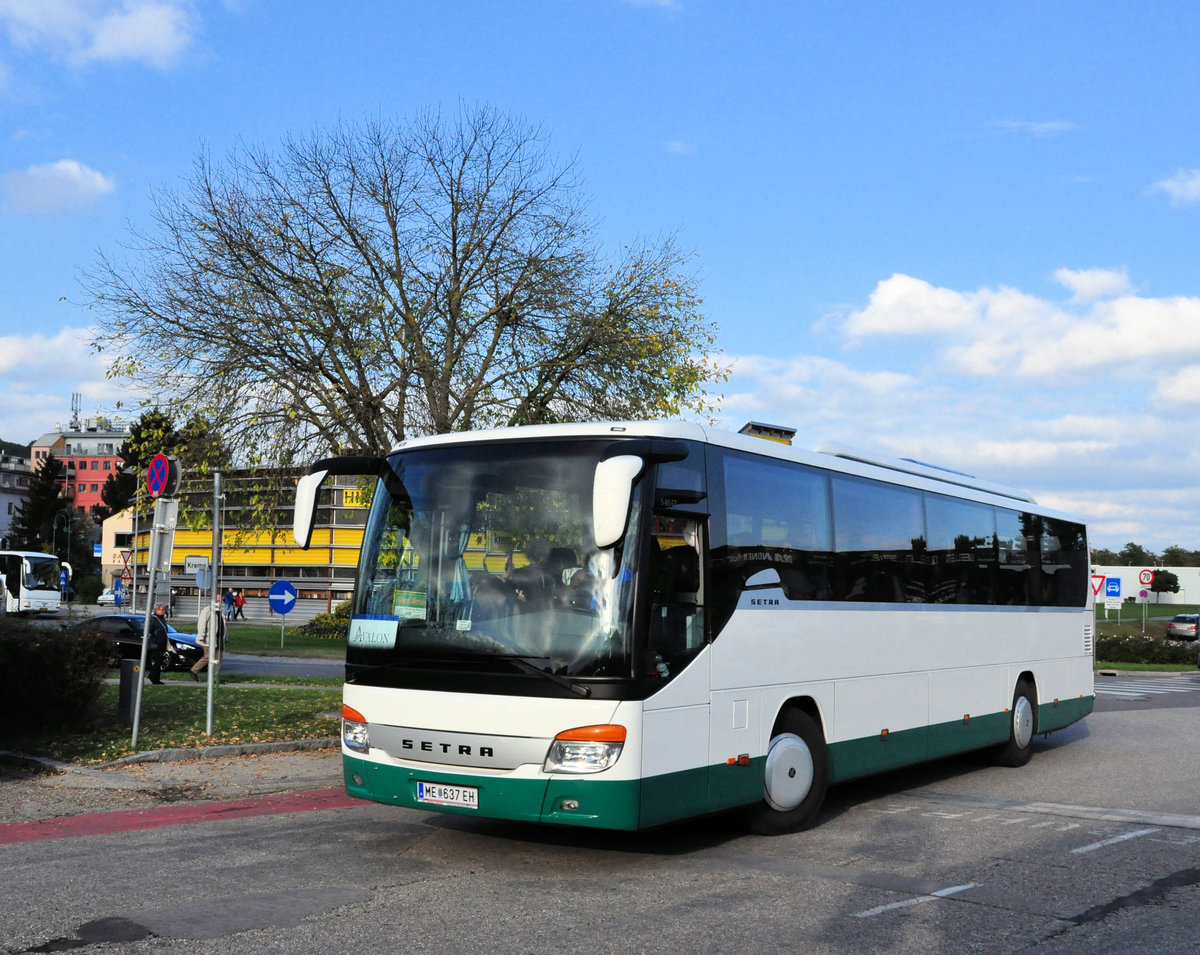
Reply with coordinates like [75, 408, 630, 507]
[87, 104, 723, 463]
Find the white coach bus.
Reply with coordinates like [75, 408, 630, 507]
[293, 421, 1093, 833]
[0, 550, 70, 614]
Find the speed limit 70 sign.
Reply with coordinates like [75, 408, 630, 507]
[1138, 569, 1155, 586]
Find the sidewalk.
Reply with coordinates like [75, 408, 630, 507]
[0, 741, 342, 826]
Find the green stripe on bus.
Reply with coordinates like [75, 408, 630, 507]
[1037, 694, 1094, 732]
[828, 695, 1095, 782]
[344, 694, 1095, 830]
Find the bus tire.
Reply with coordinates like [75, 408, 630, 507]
[744, 709, 829, 834]
[995, 679, 1037, 767]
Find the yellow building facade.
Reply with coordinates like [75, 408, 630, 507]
[111, 474, 369, 610]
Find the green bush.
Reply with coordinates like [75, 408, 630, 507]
[1095, 633, 1196, 666]
[0, 618, 112, 737]
[288, 598, 351, 641]
[73, 574, 105, 604]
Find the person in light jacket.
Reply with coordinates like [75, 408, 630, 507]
[190, 598, 228, 681]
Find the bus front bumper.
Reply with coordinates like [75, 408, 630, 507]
[343, 755, 643, 830]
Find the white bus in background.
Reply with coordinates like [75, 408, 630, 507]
[293, 420, 1094, 833]
[0, 550, 71, 614]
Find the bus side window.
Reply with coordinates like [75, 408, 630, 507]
[925, 493, 997, 605]
[706, 448, 834, 636]
[830, 475, 923, 603]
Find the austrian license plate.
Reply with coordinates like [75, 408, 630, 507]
[416, 781, 479, 809]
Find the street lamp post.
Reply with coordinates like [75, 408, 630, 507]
[52, 510, 72, 598]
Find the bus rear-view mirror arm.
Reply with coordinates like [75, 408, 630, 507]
[294, 456, 386, 549]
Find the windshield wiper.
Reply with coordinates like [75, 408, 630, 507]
[502, 655, 591, 697]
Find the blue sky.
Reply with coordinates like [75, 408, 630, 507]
[2, 0, 1200, 551]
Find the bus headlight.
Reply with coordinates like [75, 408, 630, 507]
[342, 704, 370, 753]
[543, 724, 626, 774]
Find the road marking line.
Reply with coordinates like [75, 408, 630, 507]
[1071, 827, 1159, 854]
[853, 883, 977, 918]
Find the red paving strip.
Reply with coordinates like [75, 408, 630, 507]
[0, 787, 360, 845]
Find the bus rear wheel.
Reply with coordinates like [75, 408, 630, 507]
[995, 679, 1037, 767]
[744, 709, 829, 834]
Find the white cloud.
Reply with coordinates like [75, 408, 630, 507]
[1153, 364, 1200, 407]
[665, 139, 694, 156]
[1017, 294, 1200, 376]
[984, 119, 1080, 137]
[714, 268, 1200, 550]
[1, 158, 115, 214]
[844, 274, 976, 338]
[1150, 168, 1200, 206]
[0, 326, 139, 442]
[839, 271, 1200, 381]
[0, 325, 101, 378]
[1053, 266, 1131, 304]
[0, 0, 196, 70]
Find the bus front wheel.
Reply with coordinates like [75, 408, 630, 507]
[995, 679, 1037, 767]
[744, 709, 829, 834]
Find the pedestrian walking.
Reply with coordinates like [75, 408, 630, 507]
[223, 588, 235, 620]
[234, 590, 246, 620]
[191, 598, 228, 681]
[147, 604, 168, 685]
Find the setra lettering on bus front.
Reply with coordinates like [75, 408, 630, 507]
[402, 739, 494, 758]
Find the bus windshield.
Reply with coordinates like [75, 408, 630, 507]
[349, 440, 643, 681]
[24, 554, 60, 591]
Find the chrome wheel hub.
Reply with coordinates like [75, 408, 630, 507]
[763, 732, 815, 812]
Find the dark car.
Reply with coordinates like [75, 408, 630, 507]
[64, 614, 203, 670]
[1166, 614, 1198, 641]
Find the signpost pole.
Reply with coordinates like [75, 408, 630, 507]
[269, 579, 297, 648]
[131, 455, 181, 748]
[130, 521, 159, 748]
[132, 485, 139, 614]
[207, 472, 222, 737]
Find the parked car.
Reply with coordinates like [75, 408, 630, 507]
[1166, 613, 1198, 641]
[96, 588, 118, 606]
[63, 614, 203, 670]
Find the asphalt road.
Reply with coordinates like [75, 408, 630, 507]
[2, 673, 1198, 953]
[220, 652, 343, 680]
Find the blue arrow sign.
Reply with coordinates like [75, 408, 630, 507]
[268, 579, 298, 615]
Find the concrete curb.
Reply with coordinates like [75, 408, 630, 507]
[0, 737, 339, 776]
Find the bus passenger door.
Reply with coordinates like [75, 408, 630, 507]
[639, 516, 712, 828]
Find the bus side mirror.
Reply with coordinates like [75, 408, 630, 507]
[593, 455, 644, 549]
[293, 469, 328, 549]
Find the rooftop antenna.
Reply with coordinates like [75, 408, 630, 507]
[70, 393, 82, 431]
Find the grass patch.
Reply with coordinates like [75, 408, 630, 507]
[221, 623, 345, 659]
[6, 683, 341, 765]
[1095, 661, 1196, 672]
[175, 674, 343, 687]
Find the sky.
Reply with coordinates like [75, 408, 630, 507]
[2, 0, 1200, 552]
